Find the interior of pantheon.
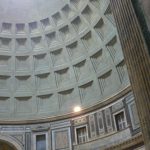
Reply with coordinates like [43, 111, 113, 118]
[0, 0, 149, 150]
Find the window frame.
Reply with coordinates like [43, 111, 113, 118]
[33, 132, 48, 150]
[113, 109, 127, 131]
[75, 125, 89, 145]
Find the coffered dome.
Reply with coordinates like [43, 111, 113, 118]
[0, 0, 130, 121]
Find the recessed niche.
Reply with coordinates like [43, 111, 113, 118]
[61, 4, 75, 19]
[16, 23, 26, 34]
[70, 0, 85, 10]
[50, 48, 67, 67]
[82, 5, 98, 24]
[40, 18, 51, 30]
[79, 81, 99, 103]
[104, 108, 113, 132]
[0, 38, 12, 51]
[81, 31, 101, 51]
[74, 60, 91, 81]
[16, 38, 27, 51]
[1, 23, 12, 34]
[0, 76, 10, 91]
[36, 73, 55, 90]
[34, 53, 49, 71]
[89, 114, 97, 138]
[31, 36, 44, 50]
[0, 97, 10, 112]
[0, 55, 11, 70]
[94, 18, 105, 40]
[29, 22, 39, 33]
[46, 32, 60, 48]
[94, 18, 114, 40]
[71, 16, 87, 33]
[96, 111, 105, 134]
[15, 76, 33, 92]
[89, 0, 103, 9]
[55, 68, 70, 87]
[15, 56, 30, 72]
[90, 0, 100, 6]
[15, 97, 32, 113]
[58, 88, 74, 108]
[98, 70, 112, 94]
[52, 12, 64, 26]
[59, 25, 75, 41]
[104, 4, 115, 25]
[90, 49, 109, 72]
[66, 41, 86, 59]
[116, 60, 129, 83]
[106, 36, 123, 62]
[37, 94, 56, 113]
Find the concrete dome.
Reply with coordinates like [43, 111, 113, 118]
[0, 0, 130, 121]
[0, 0, 67, 22]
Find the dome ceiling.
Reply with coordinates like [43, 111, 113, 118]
[0, 0, 130, 121]
[0, 0, 67, 22]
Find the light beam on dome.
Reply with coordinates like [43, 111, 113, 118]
[74, 106, 82, 113]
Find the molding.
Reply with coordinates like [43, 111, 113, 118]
[0, 135, 23, 150]
[0, 86, 131, 125]
[32, 132, 49, 150]
[105, 133, 144, 150]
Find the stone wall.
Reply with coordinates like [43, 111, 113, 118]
[0, 92, 142, 150]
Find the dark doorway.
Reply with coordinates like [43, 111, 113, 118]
[0, 141, 17, 150]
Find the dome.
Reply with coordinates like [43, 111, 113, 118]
[0, 0, 130, 121]
[0, 0, 149, 150]
[0, 0, 67, 22]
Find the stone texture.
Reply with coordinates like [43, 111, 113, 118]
[0, 0, 130, 120]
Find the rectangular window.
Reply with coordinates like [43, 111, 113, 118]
[36, 134, 46, 150]
[76, 126, 88, 144]
[115, 111, 126, 131]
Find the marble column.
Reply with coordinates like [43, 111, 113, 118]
[110, 0, 150, 149]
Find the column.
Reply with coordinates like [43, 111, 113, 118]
[110, 0, 150, 149]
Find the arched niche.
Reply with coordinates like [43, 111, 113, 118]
[0, 141, 16, 150]
[0, 135, 23, 150]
